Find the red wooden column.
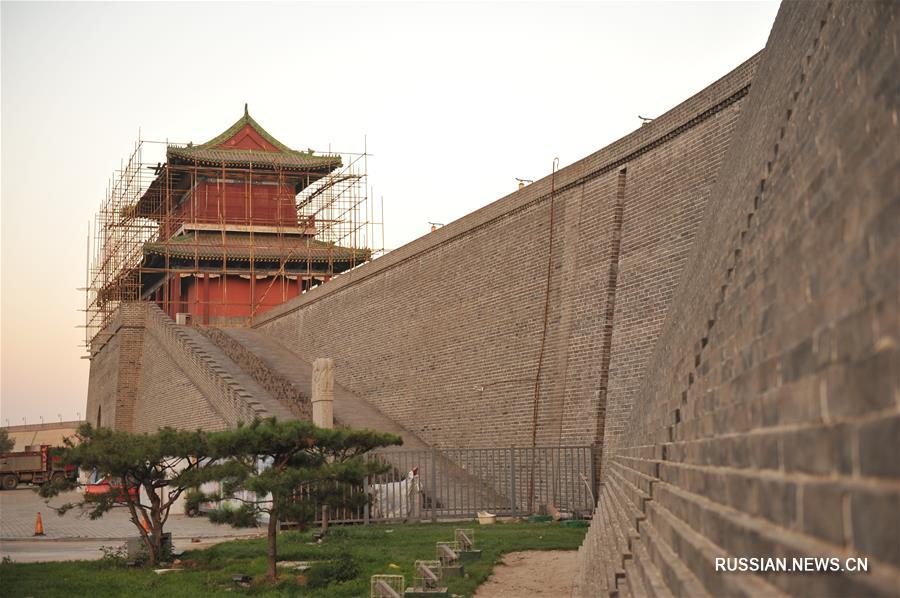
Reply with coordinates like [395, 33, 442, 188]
[169, 274, 181, 319]
[202, 274, 210, 325]
[179, 275, 188, 315]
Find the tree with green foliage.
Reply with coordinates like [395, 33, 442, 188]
[192, 418, 402, 580]
[0, 429, 14, 453]
[39, 423, 212, 566]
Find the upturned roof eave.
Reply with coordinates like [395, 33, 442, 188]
[164, 148, 342, 171]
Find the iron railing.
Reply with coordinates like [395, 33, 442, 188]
[305, 445, 596, 525]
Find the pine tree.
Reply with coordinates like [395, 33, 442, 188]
[192, 418, 401, 580]
[39, 423, 212, 566]
[0, 429, 14, 452]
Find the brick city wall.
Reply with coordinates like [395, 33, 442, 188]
[82, 2, 897, 591]
[137, 304, 276, 429]
[85, 317, 122, 429]
[253, 56, 757, 451]
[88, 303, 279, 432]
[575, 2, 899, 595]
[85, 305, 145, 430]
[131, 312, 230, 433]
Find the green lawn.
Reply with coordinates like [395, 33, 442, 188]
[1, 521, 586, 597]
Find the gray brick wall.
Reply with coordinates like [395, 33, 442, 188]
[88, 46, 755, 457]
[133, 329, 229, 433]
[85, 318, 121, 429]
[83, 5, 898, 590]
[85, 305, 146, 431]
[602, 98, 747, 471]
[140, 304, 274, 426]
[87, 303, 282, 433]
[253, 56, 756, 452]
[575, 2, 900, 595]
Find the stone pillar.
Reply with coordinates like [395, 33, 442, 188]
[312, 358, 334, 429]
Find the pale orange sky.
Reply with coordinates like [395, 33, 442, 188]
[0, 1, 779, 425]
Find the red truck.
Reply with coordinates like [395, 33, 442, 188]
[0, 445, 77, 490]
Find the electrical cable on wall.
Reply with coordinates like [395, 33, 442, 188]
[528, 156, 559, 513]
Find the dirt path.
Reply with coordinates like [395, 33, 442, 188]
[474, 550, 577, 597]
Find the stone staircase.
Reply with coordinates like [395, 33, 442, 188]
[143, 304, 295, 426]
[202, 327, 430, 449]
[198, 326, 507, 515]
[175, 326, 296, 422]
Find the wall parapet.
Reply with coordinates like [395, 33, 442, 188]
[253, 52, 760, 328]
[91, 300, 155, 354]
[199, 327, 312, 421]
[142, 304, 268, 425]
[250, 53, 757, 453]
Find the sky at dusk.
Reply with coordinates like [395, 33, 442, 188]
[0, 1, 779, 426]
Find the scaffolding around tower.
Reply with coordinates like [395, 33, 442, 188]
[84, 117, 383, 356]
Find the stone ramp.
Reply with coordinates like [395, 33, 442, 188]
[133, 304, 294, 430]
[212, 327, 429, 449]
[202, 327, 509, 514]
[172, 324, 295, 422]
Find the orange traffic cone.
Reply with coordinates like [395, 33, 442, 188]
[34, 512, 45, 536]
[140, 514, 151, 534]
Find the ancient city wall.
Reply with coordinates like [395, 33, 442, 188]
[85, 318, 123, 429]
[86, 305, 145, 430]
[131, 306, 233, 432]
[575, 2, 900, 595]
[88, 303, 286, 432]
[254, 55, 758, 452]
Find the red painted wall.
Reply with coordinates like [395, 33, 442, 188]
[174, 180, 298, 228]
[154, 124, 311, 321]
[172, 274, 302, 323]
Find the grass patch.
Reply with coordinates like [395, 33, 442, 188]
[0, 521, 586, 597]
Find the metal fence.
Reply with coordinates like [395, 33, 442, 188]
[307, 446, 596, 525]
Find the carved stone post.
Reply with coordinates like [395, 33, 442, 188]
[311, 358, 334, 429]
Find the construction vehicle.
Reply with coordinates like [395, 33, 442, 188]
[0, 445, 77, 490]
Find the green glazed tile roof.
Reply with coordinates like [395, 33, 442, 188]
[143, 231, 369, 264]
[167, 146, 341, 170]
[166, 105, 342, 171]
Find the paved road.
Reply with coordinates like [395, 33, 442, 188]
[0, 536, 254, 563]
[0, 487, 261, 562]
